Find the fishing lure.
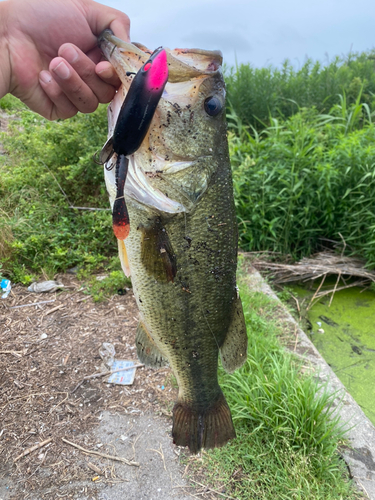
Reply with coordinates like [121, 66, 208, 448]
[110, 46, 169, 240]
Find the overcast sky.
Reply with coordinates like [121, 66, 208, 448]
[101, 0, 375, 68]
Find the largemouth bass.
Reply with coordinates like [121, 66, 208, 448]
[98, 30, 248, 454]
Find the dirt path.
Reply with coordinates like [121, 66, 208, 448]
[0, 276, 214, 500]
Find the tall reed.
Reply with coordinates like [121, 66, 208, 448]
[226, 50, 375, 130]
[230, 97, 375, 267]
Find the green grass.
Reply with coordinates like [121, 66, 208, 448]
[187, 281, 360, 499]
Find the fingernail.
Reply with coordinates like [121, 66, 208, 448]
[39, 70, 52, 84]
[53, 61, 70, 80]
[61, 46, 78, 64]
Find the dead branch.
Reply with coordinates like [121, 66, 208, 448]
[14, 437, 52, 462]
[69, 206, 111, 211]
[329, 272, 341, 307]
[147, 443, 167, 472]
[45, 303, 65, 316]
[0, 350, 23, 357]
[71, 364, 144, 393]
[254, 251, 375, 284]
[87, 462, 103, 474]
[76, 296, 89, 303]
[62, 438, 139, 467]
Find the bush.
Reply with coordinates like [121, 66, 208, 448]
[226, 50, 375, 129]
[0, 102, 116, 282]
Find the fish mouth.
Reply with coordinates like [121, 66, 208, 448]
[98, 29, 224, 162]
[98, 29, 223, 85]
[99, 30, 225, 216]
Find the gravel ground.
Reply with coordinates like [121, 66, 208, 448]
[0, 276, 216, 500]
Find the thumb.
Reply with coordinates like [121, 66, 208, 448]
[86, 0, 131, 41]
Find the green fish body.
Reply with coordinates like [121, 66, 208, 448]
[99, 32, 248, 453]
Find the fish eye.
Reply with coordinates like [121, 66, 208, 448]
[204, 96, 222, 117]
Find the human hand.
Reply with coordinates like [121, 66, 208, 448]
[0, 0, 130, 120]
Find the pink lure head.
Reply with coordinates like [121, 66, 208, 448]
[145, 49, 168, 91]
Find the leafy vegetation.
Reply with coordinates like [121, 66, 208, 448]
[188, 282, 359, 499]
[226, 50, 375, 130]
[230, 96, 375, 266]
[1, 50, 375, 279]
[81, 266, 131, 302]
[0, 96, 113, 283]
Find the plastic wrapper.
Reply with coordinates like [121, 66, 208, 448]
[28, 280, 65, 293]
[99, 343, 137, 385]
[107, 360, 136, 385]
[99, 342, 116, 370]
[1, 279, 11, 299]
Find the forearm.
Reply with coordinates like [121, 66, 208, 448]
[0, 1, 11, 99]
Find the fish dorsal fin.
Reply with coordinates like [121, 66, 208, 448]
[219, 293, 248, 373]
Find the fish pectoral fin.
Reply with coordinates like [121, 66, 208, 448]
[140, 219, 177, 283]
[219, 294, 248, 373]
[117, 239, 131, 277]
[136, 321, 168, 368]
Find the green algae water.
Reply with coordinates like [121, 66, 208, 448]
[290, 282, 375, 425]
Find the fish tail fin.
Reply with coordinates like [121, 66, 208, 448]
[172, 392, 235, 454]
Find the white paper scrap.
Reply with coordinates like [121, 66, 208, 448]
[107, 360, 136, 385]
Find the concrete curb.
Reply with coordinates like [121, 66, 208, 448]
[244, 267, 375, 499]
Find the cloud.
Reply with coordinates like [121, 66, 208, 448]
[102, 0, 375, 68]
[181, 30, 252, 54]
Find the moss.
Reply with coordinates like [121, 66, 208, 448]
[291, 282, 375, 425]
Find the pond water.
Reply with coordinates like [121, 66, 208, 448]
[289, 282, 375, 425]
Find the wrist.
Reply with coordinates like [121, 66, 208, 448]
[0, 1, 12, 99]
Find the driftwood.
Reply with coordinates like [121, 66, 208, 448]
[253, 251, 375, 284]
[253, 251, 375, 310]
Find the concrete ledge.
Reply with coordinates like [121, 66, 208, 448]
[244, 267, 375, 499]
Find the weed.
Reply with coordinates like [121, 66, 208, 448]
[0, 103, 115, 281]
[0, 94, 27, 112]
[81, 266, 132, 302]
[0, 222, 13, 261]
